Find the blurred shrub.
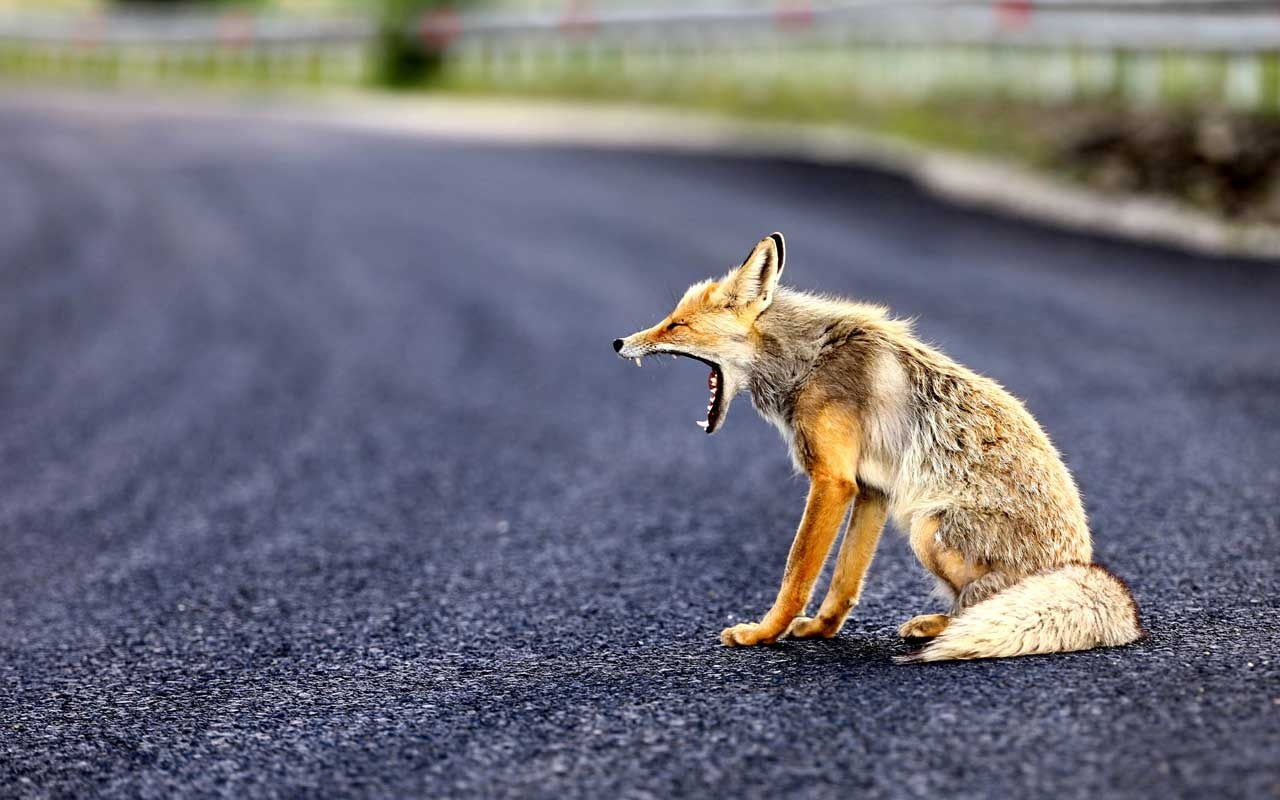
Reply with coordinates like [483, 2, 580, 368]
[375, 0, 450, 87]
[1060, 110, 1280, 222]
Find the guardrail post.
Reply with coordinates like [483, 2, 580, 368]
[995, 0, 1032, 31]
[776, 0, 813, 32]
[419, 8, 460, 54]
[560, 0, 596, 38]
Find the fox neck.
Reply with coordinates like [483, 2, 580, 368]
[742, 290, 889, 444]
[744, 291, 836, 428]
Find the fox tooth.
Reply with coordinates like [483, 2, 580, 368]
[696, 420, 708, 429]
[635, 358, 642, 367]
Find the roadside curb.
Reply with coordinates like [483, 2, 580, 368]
[7, 88, 1278, 260]
[322, 95, 1280, 261]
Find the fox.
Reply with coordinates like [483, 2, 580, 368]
[612, 232, 1142, 662]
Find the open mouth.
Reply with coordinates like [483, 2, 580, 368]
[700, 362, 724, 434]
[657, 351, 724, 435]
[618, 341, 729, 435]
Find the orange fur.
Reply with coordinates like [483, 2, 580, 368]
[722, 406, 860, 646]
[616, 232, 1143, 661]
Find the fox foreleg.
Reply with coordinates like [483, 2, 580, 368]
[789, 487, 888, 639]
[720, 475, 856, 646]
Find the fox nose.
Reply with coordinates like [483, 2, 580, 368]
[612, 338, 624, 353]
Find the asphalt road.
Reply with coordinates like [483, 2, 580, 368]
[1, 93, 1277, 799]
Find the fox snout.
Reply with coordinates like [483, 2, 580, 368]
[613, 334, 645, 363]
[611, 232, 785, 436]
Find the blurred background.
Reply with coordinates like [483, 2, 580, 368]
[3, 2, 1279, 797]
[2, 0, 1280, 225]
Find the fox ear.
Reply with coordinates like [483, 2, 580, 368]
[723, 232, 785, 309]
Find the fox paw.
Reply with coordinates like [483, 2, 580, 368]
[898, 613, 949, 641]
[720, 621, 785, 647]
[788, 616, 841, 639]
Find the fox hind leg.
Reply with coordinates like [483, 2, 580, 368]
[952, 570, 1018, 614]
[898, 613, 949, 641]
[898, 572, 1019, 641]
[899, 514, 990, 641]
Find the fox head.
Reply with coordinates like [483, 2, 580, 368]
[613, 232, 786, 435]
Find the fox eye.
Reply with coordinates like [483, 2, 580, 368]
[665, 321, 688, 332]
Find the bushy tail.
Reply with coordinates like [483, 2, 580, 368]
[896, 563, 1142, 663]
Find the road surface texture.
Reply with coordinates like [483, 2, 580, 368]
[1, 93, 1276, 799]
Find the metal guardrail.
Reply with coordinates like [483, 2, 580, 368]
[1, 3, 1279, 107]
[0, 12, 371, 46]
[435, 1, 1280, 52]
[0, 3, 1279, 52]
[433, 1, 1280, 110]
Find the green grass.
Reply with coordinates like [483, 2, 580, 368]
[431, 53, 1055, 167]
[427, 49, 1280, 224]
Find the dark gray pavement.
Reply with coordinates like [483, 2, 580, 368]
[1, 93, 1277, 799]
